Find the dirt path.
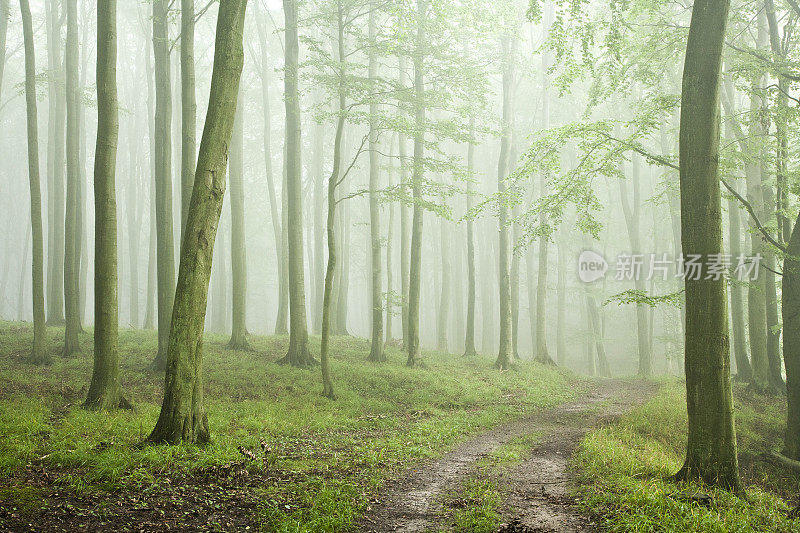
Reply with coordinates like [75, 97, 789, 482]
[359, 378, 659, 533]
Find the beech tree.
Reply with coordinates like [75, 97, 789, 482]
[149, 0, 248, 444]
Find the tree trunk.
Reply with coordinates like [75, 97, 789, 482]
[126, 92, 140, 329]
[45, 0, 66, 327]
[782, 210, 800, 460]
[151, 0, 176, 371]
[180, 0, 196, 238]
[438, 215, 451, 353]
[312, 95, 325, 336]
[406, 0, 427, 367]
[228, 87, 248, 350]
[367, 5, 385, 362]
[253, 5, 284, 336]
[398, 57, 410, 350]
[86, 0, 128, 410]
[20, 0, 49, 365]
[63, 0, 81, 357]
[495, 36, 514, 370]
[556, 234, 567, 366]
[675, 0, 740, 491]
[620, 154, 652, 376]
[385, 134, 396, 346]
[144, 27, 157, 330]
[463, 118, 477, 357]
[278, 0, 315, 367]
[149, 0, 247, 444]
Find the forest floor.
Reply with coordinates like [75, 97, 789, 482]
[0, 321, 581, 532]
[359, 378, 657, 533]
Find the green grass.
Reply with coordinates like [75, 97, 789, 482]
[572, 380, 800, 532]
[0, 321, 576, 532]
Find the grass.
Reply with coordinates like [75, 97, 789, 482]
[572, 380, 800, 532]
[0, 321, 576, 532]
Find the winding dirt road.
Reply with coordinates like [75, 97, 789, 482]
[359, 378, 659, 532]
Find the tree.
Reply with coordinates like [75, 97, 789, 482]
[463, 117, 478, 357]
[20, 0, 48, 365]
[367, 3, 385, 363]
[228, 87, 249, 350]
[63, 0, 81, 357]
[45, 0, 66, 327]
[495, 35, 514, 371]
[675, 0, 740, 491]
[149, 0, 248, 444]
[85, 0, 129, 410]
[180, 0, 196, 236]
[406, 0, 427, 367]
[151, 0, 176, 371]
[278, 0, 316, 367]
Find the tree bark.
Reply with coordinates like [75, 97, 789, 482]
[144, 22, 157, 330]
[228, 87, 248, 350]
[20, 0, 48, 365]
[45, 0, 66, 327]
[149, 0, 247, 444]
[180, 0, 196, 238]
[406, 0, 428, 367]
[675, 0, 740, 491]
[463, 117, 477, 357]
[782, 209, 800, 460]
[151, 0, 176, 371]
[367, 4, 385, 362]
[86, 0, 128, 410]
[495, 36, 514, 370]
[398, 57, 410, 350]
[62, 0, 81, 357]
[278, 0, 316, 367]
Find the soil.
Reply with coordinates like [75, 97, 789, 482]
[359, 378, 659, 533]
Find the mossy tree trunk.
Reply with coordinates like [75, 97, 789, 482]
[148, 0, 247, 444]
[675, 0, 740, 491]
[782, 209, 800, 460]
[85, 0, 129, 410]
[20, 0, 49, 365]
[180, 0, 196, 238]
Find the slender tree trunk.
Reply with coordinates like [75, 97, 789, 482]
[463, 118, 477, 356]
[438, 214, 451, 353]
[63, 0, 81, 357]
[385, 134, 396, 346]
[227, 88, 249, 349]
[675, 0, 740, 491]
[276, 153, 289, 335]
[620, 154, 652, 375]
[312, 95, 325, 335]
[126, 96, 140, 329]
[279, 0, 315, 367]
[367, 5, 385, 362]
[535, 3, 554, 365]
[556, 233, 567, 366]
[495, 36, 513, 370]
[253, 6, 284, 336]
[46, 0, 66, 327]
[144, 28, 157, 330]
[180, 0, 196, 238]
[398, 58, 410, 350]
[151, 0, 176, 370]
[21, 0, 48, 365]
[86, 0, 129, 410]
[723, 127, 750, 380]
[149, 0, 247, 444]
[18, 224, 31, 321]
[406, 0, 428, 367]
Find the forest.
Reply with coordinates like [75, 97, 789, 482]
[1, 0, 800, 531]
